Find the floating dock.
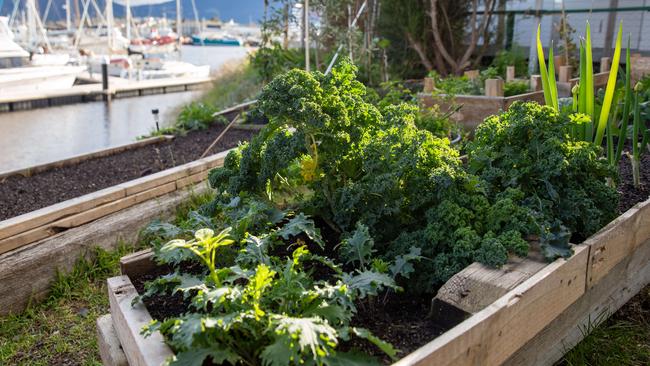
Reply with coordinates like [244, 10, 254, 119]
[0, 76, 214, 113]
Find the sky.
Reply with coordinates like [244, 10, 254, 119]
[1, 0, 265, 24]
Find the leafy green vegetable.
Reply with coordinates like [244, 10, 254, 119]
[467, 102, 618, 256]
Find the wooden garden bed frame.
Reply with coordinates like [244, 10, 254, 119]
[418, 66, 611, 131]
[418, 90, 546, 130]
[99, 196, 650, 366]
[0, 99, 261, 315]
[0, 149, 231, 256]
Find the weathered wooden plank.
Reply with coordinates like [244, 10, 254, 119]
[432, 253, 547, 315]
[97, 314, 129, 366]
[0, 185, 126, 241]
[0, 185, 209, 315]
[396, 244, 589, 366]
[118, 165, 190, 196]
[120, 248, 156, 279]
[586, 198, 650, 288]
[176, 171, 209, 189]
[108, 276, 174, 366]
[0, 225, 54, 255]
[504, 236, 650, 366]
[197, 149, 231, 170]
[52, 182, 177, 230]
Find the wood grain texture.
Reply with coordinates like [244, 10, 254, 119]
[586, 198, 650, 288]
[0, 185, 208, 316]
[434, 255, 547, 315]
[108, 276, 174, 366]
[120, 249, 155, 280]
[504, 236, 650, 366]
[97, 314, 129, 366]
[396, 245, 589, 366]
[0, 186, 126, 241]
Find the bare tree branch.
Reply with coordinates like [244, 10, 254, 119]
[406, 32, 434, 71]
[429, 0, 459, 71]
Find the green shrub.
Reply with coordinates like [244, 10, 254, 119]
[504, 80, 530, 97]
[491, 48, 528, 78]
[177, 102, 220, 131]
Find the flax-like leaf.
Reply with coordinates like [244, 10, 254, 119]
[594, 23, 623, 146]
[537, 24, 553, 107]
[547, 43, 559, 110]
[585, 22, 594, 123]
[615, 35, 632, 164]
[579, 41, 588, 140]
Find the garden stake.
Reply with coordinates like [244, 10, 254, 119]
[200, 114, 241, 159]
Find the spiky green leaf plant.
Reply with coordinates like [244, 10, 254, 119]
[594, 23, 623, 147]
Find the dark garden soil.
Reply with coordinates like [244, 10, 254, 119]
[0, 123, 257, 221]
[617, 152, 650, 213]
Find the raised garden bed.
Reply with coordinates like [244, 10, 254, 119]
[418, 65, 611, 130]
[94, 58, 650, 365]
[0, 123, 257, 221]
[99, 195, 650, 365]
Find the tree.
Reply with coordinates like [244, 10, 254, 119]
[379, 0, 498, 76]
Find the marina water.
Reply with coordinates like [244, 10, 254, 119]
[0, 46, 250, 173]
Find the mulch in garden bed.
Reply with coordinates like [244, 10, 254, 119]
[0, 123, 257, 221]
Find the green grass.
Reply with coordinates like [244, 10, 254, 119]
[200, 60, 263, 111]
[0, 189, 215, 366]
[561, 284, 650, 366]
[0, 245, 134, 366]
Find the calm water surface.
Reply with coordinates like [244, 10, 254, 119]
[0, 46, 250, 173]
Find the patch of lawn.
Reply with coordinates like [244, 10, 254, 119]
[0, 245, 134, 366]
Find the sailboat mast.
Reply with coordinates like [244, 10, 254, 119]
[106, 0, 113, 51]
[176, 0, 182, 52]
[66, 0, 71, 31]
[126, 0, 131, 40]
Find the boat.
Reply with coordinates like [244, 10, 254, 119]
[191, 33, 242, 46]
[88, 55, 209, 80]
[0, 17, 84, 95]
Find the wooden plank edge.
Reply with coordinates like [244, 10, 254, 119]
[212, 99, 258, 118]
[586, 196, 650, 288]
[504, 236, 650, 366]
[0, 149, 229, 255]
[0, 183, 177, 256]
[395, 244, 589, 366]
[108, 275, 174, 366]
[97, 314, 129, 366]
[120, 248, 155, 279]
[0, 185, 127, 242]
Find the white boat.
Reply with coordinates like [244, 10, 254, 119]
[88, 55, 210, 80]
[0, 17, 84, 96]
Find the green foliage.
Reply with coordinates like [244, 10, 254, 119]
[209, 61, 535, 293]
[428, 71, 480, 96]
[504, 80, 530, 97]
[491, 48, 528, 78]
[142, 225, 398, 366]
[250, 43, 305, 82]
[467, 102, 619, 255]
[176, 102, 220, 131]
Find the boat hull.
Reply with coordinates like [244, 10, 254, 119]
[191, 36, 241, 46]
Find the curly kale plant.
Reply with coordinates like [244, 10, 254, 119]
[206, 61, 539, 293]
[467, 102, 619, 258]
